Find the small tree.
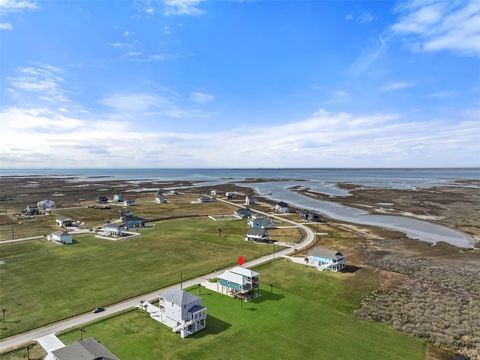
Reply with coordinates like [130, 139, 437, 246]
[304, 257, 308, 267]
[1, 308, 6, 322]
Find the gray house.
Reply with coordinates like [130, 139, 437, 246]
[245, 227, 270, 242]
[158, 289, 207, 338]
[103, 223, 126, 237]
[52, 337, 119, 360]
[56, 216, 73, 227]
[233, 208, 252, 219]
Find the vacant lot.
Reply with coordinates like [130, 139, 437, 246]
[57, 260, 425, 360]
[53, 207, 119, 227]
[0, 215, 56, 241]
[0, 217, 273, 339]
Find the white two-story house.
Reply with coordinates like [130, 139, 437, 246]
[158, 289, 207, 338]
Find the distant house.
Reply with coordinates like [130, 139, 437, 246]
[225, 191, 235, 199]
[217, 266, 260, 300]
[307, 247, 346, 272]
[103, 223, 126, 237]
[234, 208, 252, 219]
[56, 216, 73, 228]
[245, 196, 256, 206]
[23, 204, 39, 216]
[155, 192, 167, 204]
[118, 209, 132, 220]
[49, 231, 73, 245]
[158, 289, 207, 338]
[52, 337, 119, 360]
[245, 227, 270, 242]
[248, 216, 274, 229]
[123, 199, 135, 206]
[169, 190, 178, 195]
[37, 199, 55, 210]
[275, 201, 289, 214]
[210, 189, 222, 196]
[122, 215, 145, 229]
[96, 196, 108, 204]
[113, 193, 123, 202]
[198, 196, 213, 203]
[299, 210, 321, 222]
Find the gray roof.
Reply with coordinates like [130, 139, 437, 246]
[276, 201, 288, 207]
[52, 230, 68, 237]
[52, 338, 119, 360]
[56, 215, 71, 221]
[246, 228, 268, 237]
[161, 289, 199, 307]
[308, 247, 344, 260]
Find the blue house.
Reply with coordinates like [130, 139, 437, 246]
[217, 266, 260, 300]
[248, 216, 274, 229]
[113, 193, 123, 202]
[122, 216, 145, 229]
[307, 247, 346, 272]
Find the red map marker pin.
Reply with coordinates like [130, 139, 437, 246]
[237, 256, 244, 266]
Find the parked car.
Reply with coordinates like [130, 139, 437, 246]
[92, 307, 105, 313]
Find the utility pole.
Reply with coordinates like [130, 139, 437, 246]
[11, 226, 15, 240]
[272, 242, 275, 260]
[1, 308, 5, 322]
[180, 269, 183, 290]
[80, 327, 85, 340]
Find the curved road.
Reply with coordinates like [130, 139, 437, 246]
[0, 199, 314, 353]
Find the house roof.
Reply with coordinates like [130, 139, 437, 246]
[235, 208, 251, 214]
[123, 216, 144, 221]
[56, 215, 71, 221]
[308, 247, 345, 260]
[218, 271, 246, 285]
[246, 228, 268, 237]
[52, 231, 68, 237]
[161, 289, 199, 307]
[230, 266, 259, 278]
[52, 338, 119, 360]
[276, 201, 288, 207]
[104, 223, 123, 230]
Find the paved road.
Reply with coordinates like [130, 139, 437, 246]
[0, 199, 315, 353]
[0, 235, 44, 244]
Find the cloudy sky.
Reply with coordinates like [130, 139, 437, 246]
[0, 0, 479, 168]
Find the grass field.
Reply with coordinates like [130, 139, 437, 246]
[0, 217, 273, 339]
[0, 215, 56, 241]
[53, 207, 119, 227]
[54, 260, 425, 360]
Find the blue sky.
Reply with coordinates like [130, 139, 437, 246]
[0, 0, 479, 168]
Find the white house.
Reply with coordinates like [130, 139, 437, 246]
[123, 199, 135, 206]
[210, 189, 222, 196]
[225, 191, 235, 199]
[158, 289, 207, 338]
[275, 201, 289, 214]
[307, 247, 347, 272]
[37, 199, 55, 210]
[155, 192, 167, 204]
[49, 231, 73, 245]
[217, 266, 260, 300]
[245, 196, 256, 206]
[113, 193, 123, 202]
[102, 223, 126, 237]
[169, 190, 178, 195]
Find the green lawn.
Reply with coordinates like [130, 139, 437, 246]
[0, 217, 272, 339]
[0, 215, 56, 241]
[58, 260, 425, 360]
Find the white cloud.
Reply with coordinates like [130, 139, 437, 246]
[163, 0, 204, 16]
[1, 106, 479, 168]
[0, 0, 37, 14]
[7, 64, 70, 103]
[0, 22, 13, 30]
[380, 81, 413, 91]
[358, 12, 375, 24]
[190, 91, 214, 104]
[392, 0, 480, 56]
[345, 12, 375, 24]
